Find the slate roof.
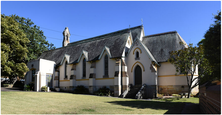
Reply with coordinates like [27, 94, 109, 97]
[131, 26, 143, 41]
[39, 25, 143, 65]
[142, 31, 188, 63]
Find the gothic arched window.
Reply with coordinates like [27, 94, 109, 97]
[104, 55, 109, 77]
[65, 61, 68, 79]
[83, 58, 86, 78]
[135, 51, 140, 60]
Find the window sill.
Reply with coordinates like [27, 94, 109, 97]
[135, 57, 140, 60]
[103, 75, 109, 78]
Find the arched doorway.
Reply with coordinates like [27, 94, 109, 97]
[134, 65, 142, 85]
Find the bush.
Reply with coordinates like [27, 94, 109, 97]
[41, 86, 48, 92]
[50, 88, 56, 91]
[3, 84, 9, 87]
[94, 86, 114, 96]
[190, 93, 194, 97]
[172, 94, 180, 100]
[28, 82, 35, 91]
[24, 84, 30, 91]
[60, 88, 65, 92]
[73, 85, 89, 94]
[157, 93, 164, 98]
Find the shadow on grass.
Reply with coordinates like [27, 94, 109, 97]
[1, 87, 24, 91]
[107, 100, 197, 114]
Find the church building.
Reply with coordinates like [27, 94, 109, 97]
[25, 25, 198, 98]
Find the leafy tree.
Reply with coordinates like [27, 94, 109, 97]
[10, 14, 56, 62]
[198, 11, 221, 81]
[168, 43, 203, 98]
[198, 56, 213, 85]
[1, 14, 30, 81]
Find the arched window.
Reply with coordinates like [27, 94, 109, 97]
[64, 61, 68, 79]
[104, 55, 109, 77]
[135, 51, 140, 60]
[83, 58, 86, 78]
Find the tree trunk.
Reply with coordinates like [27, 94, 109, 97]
[12, 77, 17, 85]
[9, 77, 17, 87]
[187, 87, 191, 98]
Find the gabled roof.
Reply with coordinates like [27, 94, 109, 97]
[127, 38, 159, 66]
[39, 25, 143, 64]
[142, 31, 188, 62]
[131, 26, 143, 41]
[77, 50, 88, 62]
[60, 54, 70, 65]
[98, 46, 112, 59]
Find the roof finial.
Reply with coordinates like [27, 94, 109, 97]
[129, 25, 131, 28]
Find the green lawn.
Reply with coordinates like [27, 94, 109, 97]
[1, 91, 199, 114]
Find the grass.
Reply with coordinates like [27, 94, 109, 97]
[1, 91, 199, 114]
[153, 96, 199, 103]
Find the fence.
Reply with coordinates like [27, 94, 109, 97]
[199, 83, 221, 114]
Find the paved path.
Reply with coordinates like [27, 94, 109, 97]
[1, 87, 24, 91]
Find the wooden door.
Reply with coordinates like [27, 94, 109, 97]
[135, 65, 142, 85]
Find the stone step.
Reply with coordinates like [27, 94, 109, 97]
[124, 85, 142, 98]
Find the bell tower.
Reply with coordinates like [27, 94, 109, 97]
[63, 27, 70, 47]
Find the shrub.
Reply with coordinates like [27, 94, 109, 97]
[157, 93, 163, 98]
[172, 94, 180, 100]
[94, 86, 114, 96]
[60, 88, 65, 92]
[41, 86, 48, 92]
[28, 82, 35, 91]
[24, 84, 30, 91]
[50, 88, 56, 91]
[3, 84, 9, 87]
[73, 85, 89, 94]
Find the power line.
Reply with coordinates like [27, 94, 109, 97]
[45, 36, 76, 43]
[41, 27, 89, 38]
[46, 36, 62, 40]
[41, 27, 61, 33]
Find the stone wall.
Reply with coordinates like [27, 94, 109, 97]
[144, 85, 157, 98]
[158, 85, 199, 95]
[59, 86, 74, 92]
[158, 85, 189, 95]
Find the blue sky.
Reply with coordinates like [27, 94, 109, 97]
[1, 1, 221, 48]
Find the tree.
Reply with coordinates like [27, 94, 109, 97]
[168, 43, 203, 98]
[198, 56, 213, 85]
[198, 11, 221, 81]
[10, 14, 56, 62]
[1, 14, 30, 81]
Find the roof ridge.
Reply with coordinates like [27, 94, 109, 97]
[40, 45, 65, 54]
[144, 31, 177, 38]
[41, 25, 142, 54]
[68, 25, 142, 46]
